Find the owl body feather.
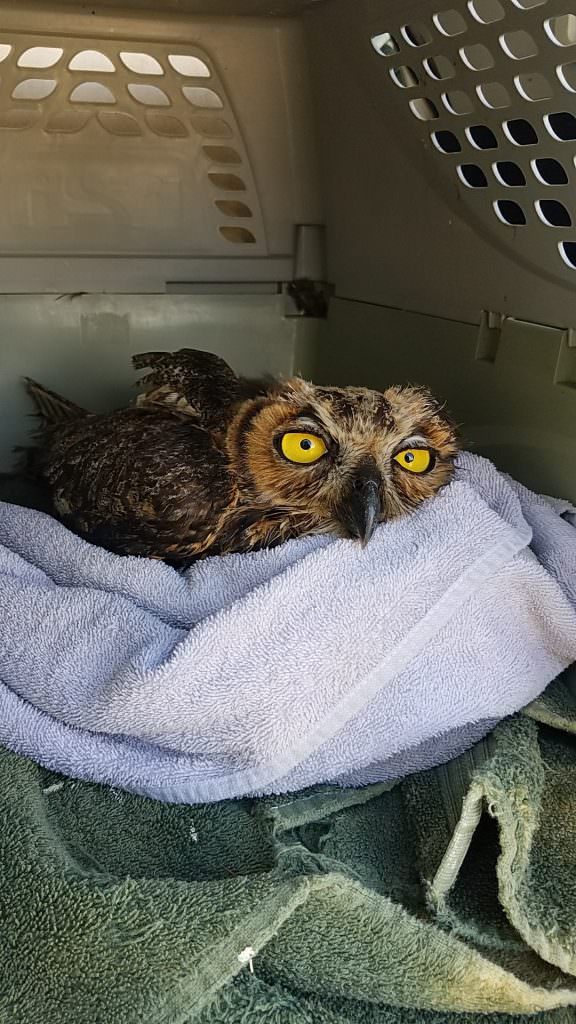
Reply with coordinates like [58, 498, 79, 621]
[24, 348, 459, 564]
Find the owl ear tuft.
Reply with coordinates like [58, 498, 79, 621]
[417, 389, 461, 446]
[272, 376, 315, 403]
[393, 383, 449, 417]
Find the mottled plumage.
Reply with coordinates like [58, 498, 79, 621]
[24, 349, 459, 565]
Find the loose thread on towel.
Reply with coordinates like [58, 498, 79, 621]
[237, 947, 255, 974]
[42, 782, 65, 795]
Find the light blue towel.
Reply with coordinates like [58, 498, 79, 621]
[0, 453, 575, 804]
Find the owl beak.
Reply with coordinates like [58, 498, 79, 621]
[338, 471, 382, 547]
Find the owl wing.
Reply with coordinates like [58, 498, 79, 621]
[37, 407, 235, 560]
[132, 348, 243, 433]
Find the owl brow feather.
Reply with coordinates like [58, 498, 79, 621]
[282, 417, 324, 431]
[394, 435, 430, 451]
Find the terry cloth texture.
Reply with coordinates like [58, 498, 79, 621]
[1, 673, 576, 1022]
[0, 453, 575, 802]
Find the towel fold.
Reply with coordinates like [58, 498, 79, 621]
[0, 452, 575, 803]
[2, 678, 576, 1023]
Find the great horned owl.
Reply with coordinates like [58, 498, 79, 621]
[23, 349, 458, 565]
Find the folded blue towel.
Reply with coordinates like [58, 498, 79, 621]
[0, 453, 575, 804]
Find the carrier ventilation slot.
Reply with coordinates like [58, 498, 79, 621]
[0, 35, 264, 255]
[370, 0, 576, 280]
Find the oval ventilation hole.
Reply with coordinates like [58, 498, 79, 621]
[500, 30, 538, 61]
[98, 111, 142, 135]
[120, 52, 164, 75]
[545, 111, 576, 141]
[503, 117, 538, 145]
[423, 55, 455, 80]
[70, 82, 115, 104]
[182, 86, 223, 109]
[515, 73, 552, 102]
[466, 124, 498, 149]
[208, 172, 246, 191]
[493, 160, 526, 186]
[127, 84, 169, 106]
[0, 44, 12, 63]
[370, 33, 399, 57]
[477, 81, 510, 109]
[457, 163, 488, 187]
[0, 109, 39, 130]
[468, 0, 504, 24]
[190, 116, 232, 138]
[431, 129, 461, 152]
[219, 226, 256, 244]
[557, 61, 576, 93]
[409, 98, 439, 120]
[215, 200, 252, 217]
[493, 199, 527, 225]
[545, 15, 576, 48]
[145, 112, 188, 137]
[532, 158, 569, 185]
[510, 0, 547, 7]
[45, 111, 91, 133]
[203, 145, 242, 164]
[401, 23, 432, 47]
[12, 79, 57, 101]
[559, 241, 576, 268]
[69, 50, 115, 73]
[433, 10, 468, 36]
[390, 65, 419, 87]
[442, 90, 473, 115]
[459, 43, 494, 71]
[18, 46, 63, 68]
[168, 54, 210, 77]
[536, 199, 572, 227]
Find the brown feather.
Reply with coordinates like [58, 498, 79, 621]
[23, 350, 459, 565]
[25, 378, 87, 426]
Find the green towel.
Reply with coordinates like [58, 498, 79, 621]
[2, 675, 576, 1023]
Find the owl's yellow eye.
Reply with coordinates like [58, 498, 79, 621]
[394, 448, 433, 474]
[281, 432, 327, 465]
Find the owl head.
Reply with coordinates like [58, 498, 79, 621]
[227, 378, 459, 544]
